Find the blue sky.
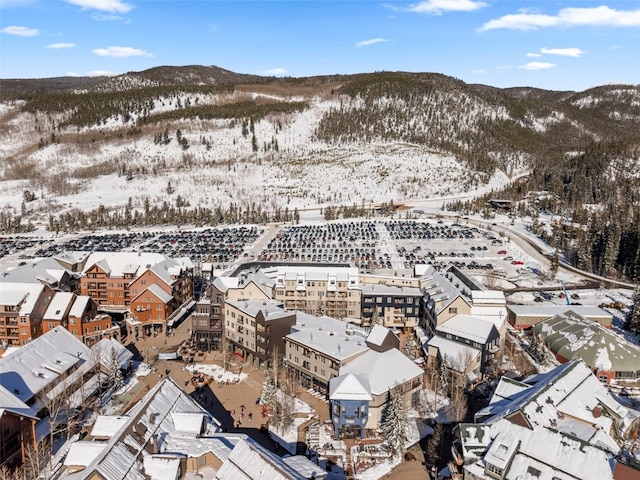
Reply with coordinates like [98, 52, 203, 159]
[1, 0, 639, 91]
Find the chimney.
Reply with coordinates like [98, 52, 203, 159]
[592, 406, 602, 418]
[149, 434, 159, 454]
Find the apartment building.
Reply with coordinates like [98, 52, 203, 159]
[0, 386, 37, 470]
[79, 252, 193, 311]
[285, 314, 370, 395]
[266, 265, 361, 320]
[0, 282, 54, 346]
[42, 292, 75, 334]
[360, 283, 422, 329]
[224, 299, 296, 367]
[418, 265, 472, 336]
[67, 295, 119, 346]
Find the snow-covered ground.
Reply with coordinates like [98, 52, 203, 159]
[0, 95, 515, 224]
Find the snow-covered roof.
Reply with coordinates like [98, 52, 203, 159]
[532, 310, 640, 373]
[281, 456, 327, 480]
[64, 441, 108, 467]
[212, 276, 241, 293]
[0, 326, 91, 403]
[143, 455, 181, 480]
[134, 284, 173, 304]
[261, 264, 359, 285]
[287, 315, 369, 361]
[215, 437, 309, 480]
[69, 295, 91, 318]
[57, 378, 221, 480]
[366, 324, 396, 347]
[226, 299, 290, 321]
[0, 384, 38, 420]
[0, 257, 69, 285]
[427, 335, 481, 371]
[44, 292, 75, 321]
[329, 373, 372, 401]
[419, 266, 469, 314]
[171, 413, 205, 435]
[55, 250, 91, 265]
[0, 282, 47, 315]
[359, 283, 421, 296]
[81, 252, 189, 279]
[477, 360, 638, 448]
[92, 338, 134, 369]
[339, 349, 423, 396]
[459, 419, 616, 480]
[90, 416, 130, 438]
[470, 290, 506, 305]
[507, 304, 612, 319]
[436, 314, 497, 344]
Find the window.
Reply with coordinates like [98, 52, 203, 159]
[156, 304, 162, 310]
[94, 325, 101, 331]
[486, 463, 503, 478]
[448, 307, 458, 314]
[70, 319, 76, 325]
[157, 314, 162, 320]
[141, 280, 147, 286]
[198, 456, 206, 467]
[48, 322, 55, 329]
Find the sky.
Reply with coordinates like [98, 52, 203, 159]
[0, 0, 639, 91]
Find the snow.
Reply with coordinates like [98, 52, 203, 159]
[594, 346, 613, 371]
[185, 363, 247, 384]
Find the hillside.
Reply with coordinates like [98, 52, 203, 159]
[0, 66, 639, 280]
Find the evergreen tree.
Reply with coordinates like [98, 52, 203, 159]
[626, 285, 640, 334]
[425, 422, 442, 467]
[380, 386, 408, 456]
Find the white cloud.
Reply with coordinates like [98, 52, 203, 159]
[65, 0, 132, 14]
[355, 37, 390, 48]
[262, 68, 287, 76]
[482, 6, 640, 31]
[526, 52, 542, 58]
[47, 42, 76, 49]
[520, 61, 556, 71]
[66, 72, 80, 77]
[540, 47, 584, 57]
[1, 25, 39, 36]
[92, 13, 124, 21]
[92, 46, 152, 58]
[88, 70, 118, 77]
[402, 0, 487, 15]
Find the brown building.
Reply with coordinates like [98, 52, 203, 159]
[224, 299, 296, 368]
[0, 390, 38, 470]
[0, 283, 54, 346]
[78, 252, 193, 338]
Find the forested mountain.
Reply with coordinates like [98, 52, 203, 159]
[1, 67, 639, 280]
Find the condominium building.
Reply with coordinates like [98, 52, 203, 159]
[0, 282, 54, 346]
[360, 283, 422, 329]
[224, 299, 296, 368]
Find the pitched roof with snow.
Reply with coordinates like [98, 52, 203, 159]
[0, 282, 47, 315]
[90, 416, 130, 438]
[44, 292, 75, 321]
[81, 252, 189, 279]
[329, 373, 372, 401]
[132, 284, 173, 304]
[92, 338, 134, 369]
[69, 295, 91, 318]
[288, 314, 369, 361]
[419, 265, 469, 314]
[459, 419, 616, 480]
[0, 257, 69, 285]
[0, 326, 91, 404]
[339, 349, 423, 396]
[477, 360, 638, 448]
[532, 310, 640, 373]
[366, 324, 397, 347]
[0, 384, 38, 420]
[225, 299, 290, 321]
[436, 314, 498, 344]
[426, 336, 481, 371]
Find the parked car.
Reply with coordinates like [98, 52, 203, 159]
[498, 250, 507, 255]
[511, 260, 524, 265]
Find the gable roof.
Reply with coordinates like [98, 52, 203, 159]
[0, 282, 48, 315]
[0, 326, 92, 404]
[366, 324, 397, 348]
[92, 338, 134, 370]
[44, 292, 75, 321]
[477, 360, 638, 449]
[0, 384, 38, 420]
[436, 314, 498, 344]
[132, 284, 173, 304]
